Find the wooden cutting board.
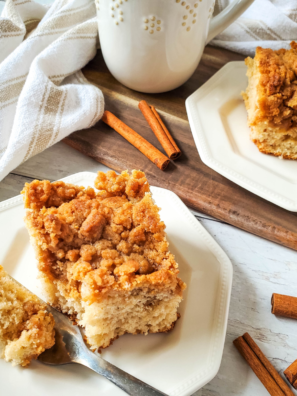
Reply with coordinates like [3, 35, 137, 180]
[64, 46, 297, 251]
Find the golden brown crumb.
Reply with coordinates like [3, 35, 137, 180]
[95, 170, 150, 201]
[22, 170, 186, 350]
[21, 180, 94, 210]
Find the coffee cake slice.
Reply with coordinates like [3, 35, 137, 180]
[0, 266, 55, 366]
[22, 170, 186, 350]
[243, 41, 297, 159]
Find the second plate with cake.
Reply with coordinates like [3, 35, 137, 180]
[186, 61, 297, 212]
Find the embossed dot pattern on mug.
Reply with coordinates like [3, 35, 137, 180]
[110, 0, 126, 25]
[208, 0, 215, 18]
[108, 0, 203, 32]
[176, 0, 200, 31]
[143, 15, 162, 34]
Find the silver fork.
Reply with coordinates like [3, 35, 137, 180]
[39, 305, 168, 396]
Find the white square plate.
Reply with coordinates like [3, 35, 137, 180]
[0, 172, 232, 396]
[186, 61, 297, 212]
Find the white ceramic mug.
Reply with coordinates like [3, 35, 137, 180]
[96, 0, 253, 93]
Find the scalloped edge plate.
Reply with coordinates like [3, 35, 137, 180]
[186, 61, 297, 212]
[0, 172, 232, 396]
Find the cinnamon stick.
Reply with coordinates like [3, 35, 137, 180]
[242, 333, 294, 396]
[234, 334, 294, 396]
[102, 111, 169, 171]
[138, 100, 181, 160]
[271, 293, 297, 319]
[150, 106, 181, 159]
[284, 360, 297, 389]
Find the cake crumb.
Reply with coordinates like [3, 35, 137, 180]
[22, 170, 186, 350]
[243, 41, 297, 159]
[0, 266, 55, 366]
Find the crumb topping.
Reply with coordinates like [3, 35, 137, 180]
[22, 179, 89, 210]
[22, 171, 184, 303]
[246, 41, 297, 127]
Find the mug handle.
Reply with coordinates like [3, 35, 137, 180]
[206, 0, 254, 43]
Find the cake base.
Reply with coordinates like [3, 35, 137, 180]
[250, 124, 297, 159]
[40, 273, 182, 350]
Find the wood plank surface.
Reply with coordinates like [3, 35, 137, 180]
[64, 46, 297, 251]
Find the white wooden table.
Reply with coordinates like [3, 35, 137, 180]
[1, 141, 297, 396]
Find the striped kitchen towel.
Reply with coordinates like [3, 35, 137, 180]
[0, 0, 104, 181]
[212, 0, 297, 55]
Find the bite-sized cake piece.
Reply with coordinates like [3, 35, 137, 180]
[0, 266, 55, 366]
[243, 41, 297, 159]
[22, 170, 186, 350]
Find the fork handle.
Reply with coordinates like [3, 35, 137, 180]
[78, 351, 168, 396]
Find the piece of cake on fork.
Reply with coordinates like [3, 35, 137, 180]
[22, 170, 186, 350]
[242, 41, 297, 159]
[0, 265, 55, 366]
